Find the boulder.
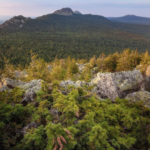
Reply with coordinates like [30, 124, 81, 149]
[21, 122, 38, 135]
[96, 70, 143, 101]
[125, 91, 150, 108]
[60, 80, 75, 88]
[145, 76, 150, 91]
[0, 85, 11, 92]
[75, 80, 88, 87]
[1, 78, 26, 89]
[47, 65, 52, 72]
[14, 70, 28, 78]
[76, 63, 87, 72]
[19, 79, 43, 93]
[146, 65, 150, 76]
[21, 91, 36, 106]
[60, 80, 88, 88]
[49, 108, 59, 116]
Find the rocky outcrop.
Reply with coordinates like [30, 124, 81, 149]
[125, 91, 150, 108]
[53, 8, 74, 16]
[14, 70, 28, 78]
[95, 70, 143, 101]
[75, 80, 87, 87]
[76, 63, 88, 72]
[60, 80, 88, 89]
[0, 85, 11, 92]
[74, 11, 82, 15]
[0, 15, 31, 29]
[1, 78, 26, 89]
[60, 80, 75, 88]
[21, 91, 36, 106]
[47, 65, 52, 72]
[19, 79, 43, 93]
[0, 78, 43, 94]
[21, 122, 38, 135]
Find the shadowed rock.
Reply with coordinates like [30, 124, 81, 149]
[21, 91, 36, 106]
[125, 91, 150, 108]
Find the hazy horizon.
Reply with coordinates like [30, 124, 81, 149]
[0, 0, 150, 19]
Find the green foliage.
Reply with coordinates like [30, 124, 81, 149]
[0, 85, 150, 150]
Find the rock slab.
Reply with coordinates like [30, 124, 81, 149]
[96, 70, 143, 101]
[125, 91, 150, 108]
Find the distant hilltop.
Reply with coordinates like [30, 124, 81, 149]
[0, 15, 31, 29]
[107, 15, 150, 25]
[53, 8, 82, 16]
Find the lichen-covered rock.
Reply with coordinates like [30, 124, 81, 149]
[146, 65, 150, 76]
[1, 78, 26, 89]
[96, 70, 143, 101]
[21, 91, 36, 106]
[14, 70, 28, 78]
[19, 79, 43, 93]
[145, 76, 150, 91]
[21, 122, 38, 135]
[125, 91, 150, 108]
[75, 80, 87, 87]
[47, 65, 52, 72]
[60, 80, 75, 88]
[0, 85, 11, 92]
[76, 63, 88, 73]
[90, 76, 100, 86]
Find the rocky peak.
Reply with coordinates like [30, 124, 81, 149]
[53, 8, 74, 16]
[0, 15, 31, 29]
[74, 10, 82, 15]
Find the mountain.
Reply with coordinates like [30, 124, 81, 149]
[74, 11, 82, 15]
[0, 8, 150, 67]
[108, 15, 150, 25]
[52, 7, 74, 16]
[0, 15, 31, 29]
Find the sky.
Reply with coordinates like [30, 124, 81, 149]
[0, 0, 150, 18]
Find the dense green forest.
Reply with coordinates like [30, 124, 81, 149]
[0, 14, 150, 68]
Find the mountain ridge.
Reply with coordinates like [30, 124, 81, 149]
[108, 15, 150, 25]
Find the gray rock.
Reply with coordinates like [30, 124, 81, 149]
[60, 80, 75, 88]
[96, 70, 143, 101]
[14, 70, 28, 78]
[75, 80, 87, 87]
[21, 91, 36, 106]
[144, 76, 150, 91]
[0, 85, 11, 92]
[60, 80, 88, 89]
[21, 122, 38, 135]
[49, 108, 59, 116]
[1, 78, 26, 89]
[19, 79, 43, 93]
[47, 65, 52, 72]
[125, 91, 150, 108]
[76, 63, 88, 73]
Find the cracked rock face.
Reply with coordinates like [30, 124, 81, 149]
[96, 70, 143, 101]
[125, 91, 150, 108]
